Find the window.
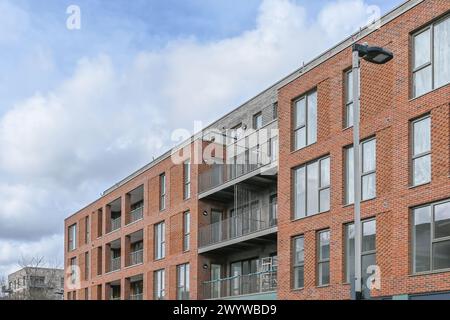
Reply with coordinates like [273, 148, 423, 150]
[183, 211, 190, 251]
[272, 102, 278, 120]
[317, 230, 330, 286]
[292, 236, 304, 289]
[154, 269, 165, 300]
[293, 156, 330, 219]
[159, 173, 166, 211]
[230, 123, 243, 140]
[293, 90, 317, 150]
[412, 15, 450, 98]
[411, 115, 431, 186]
[85, 216, 90, 244]
[183, 160, 191, 200]
[345, 219, 376, 288]
[412, 199, 450, 273]
[68, 224, 77, 251]
[70, 257, 77, 284]
[345, 138, 376, 204]
[253, 112, 263, 130]
[84, 251, 90, 281]
[177, 263, 190, 300]
[344, 68, 360, 128]
[154, 222, 165, 260]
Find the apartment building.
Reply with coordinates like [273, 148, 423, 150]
[64, 0, 450, 300]
[2, 267, 64, 300]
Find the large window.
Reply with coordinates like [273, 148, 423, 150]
[292, 236, 304, 289]
[293, 90, 317, 150]
[412, 15, 450, 98]
[253, 112, 263, 130]
[412, 199, 450, 273]
[411, 115, 431, 186]
[345, 138, 376, 204]
[159, 173, 166, 211]
[68, 224, 77, 251]
[154, 222, 165, 260]
[293, 156, 330, 219]
[345, 219, 376, 287]
[344, 68, 360, 128]
[84, 251, 90, 281]
[317, 230, 330, 286]
[85, 215, 90, 244]
[183, 211, 190, 252]
[183, 160, 191, 200]
[154, 269, 165, 300]
[177, 263, 190, 300]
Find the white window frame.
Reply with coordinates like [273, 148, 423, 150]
[154, 222, 165, 260]
[293, 155, 331, 219]
[183, 211, 190, 252]
[410, 115, 431, 186]
[412, 14, 450, 98]
[159, 173, 166, 211]
[154, 269, 165, 300]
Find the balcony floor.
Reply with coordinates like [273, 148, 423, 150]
[198, 228, 277, 254]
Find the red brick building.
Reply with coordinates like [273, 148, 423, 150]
[65, 0, 450, 300]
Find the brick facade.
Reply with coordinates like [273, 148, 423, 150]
[65, 0, 450, 300]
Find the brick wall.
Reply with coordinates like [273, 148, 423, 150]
[277, 0, 450, 300]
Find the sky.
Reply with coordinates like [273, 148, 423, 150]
[0, 0, 404, 277]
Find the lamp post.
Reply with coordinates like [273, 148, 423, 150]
[351, 43, 393, 300]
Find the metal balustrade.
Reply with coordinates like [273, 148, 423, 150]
[130, 250, 143, 266]
[129, 293, 143, 300]
[111, 217, 121, 231]
[129, 207, 143, 223]
[110, 257, 121, 272]
[203, 270, 277, 299]
[199, 137, 278, 194]
[198, 206, 277, 248]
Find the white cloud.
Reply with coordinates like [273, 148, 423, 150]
[0, 0, 377, 276]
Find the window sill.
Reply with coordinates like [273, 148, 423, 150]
[317, 284, 330, 289]
[410, 268, 450, 277]
[291, 287, 304, 292]
[342, 197, 376, 208]
[291, 209, 330, 222]
[409, 82, 450, 102]
[408, 181, 431, 189]
[290, 142, 317, 155]
[343, 125, 353, 131]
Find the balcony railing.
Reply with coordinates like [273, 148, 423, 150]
[130, 249, 143, 266]
[110, 257, 121, 272]
[199, 206, 277, 248]
[111, 217, 121, 231]
[176, 289, 190, 300]
[199, 137, 278, 194]
[130, 293, 143, 300]
[130, 207, 143, 223]
[203, 270, 277, 299]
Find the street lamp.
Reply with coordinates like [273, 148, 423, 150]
[351, 43, 392, 300]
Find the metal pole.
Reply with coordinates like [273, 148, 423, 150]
[352, 49, 362, 299]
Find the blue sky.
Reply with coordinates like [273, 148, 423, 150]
[0, 0, 403, 276]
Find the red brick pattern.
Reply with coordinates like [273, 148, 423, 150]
[65, 0, 450, 300]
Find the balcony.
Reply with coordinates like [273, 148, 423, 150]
[111, 217, 121, 232]
[130, 206, 143, 223]
[199, 136, 278, 197]
[130, 249, 143, 266]
[199, 205, 277, 250]
[111, 257, 121, 272]
[203, 270, 277, 300]
[130, 293, 143, 300]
